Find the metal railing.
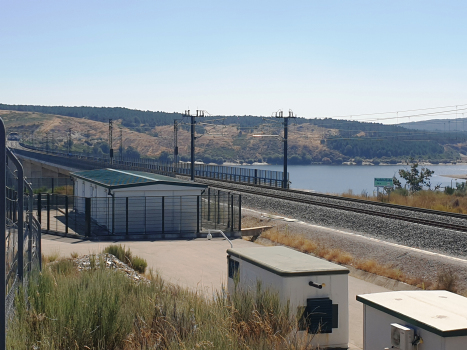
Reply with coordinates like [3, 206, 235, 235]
[28, 177, 73, 195]
[35, 190, 241, 238]
[1, 119, 41, 348]
[208, 229, 233, 248]
[18, 143, 289, 188]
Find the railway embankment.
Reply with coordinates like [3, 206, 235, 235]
[199, 179, 467, 292]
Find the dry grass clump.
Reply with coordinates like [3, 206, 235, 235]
[103, 244, 148, 274]
[243, 215, 464, 294]
[259, 226, 464, 293]
[42, 251, 60, 264]
[435, 268, 459, 293]
[8, 250, 313, 350]
[53, 185, 73, 195]
[261, 227, 353, 267]
[342, 190, 467, 214]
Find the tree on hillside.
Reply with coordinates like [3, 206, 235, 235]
[124, 146, 141, 159]
[394, 158, 434, 191]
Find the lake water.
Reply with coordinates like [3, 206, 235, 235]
[247, 164, 467, 194]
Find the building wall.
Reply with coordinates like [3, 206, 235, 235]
[363, 305, 466, 350]
[227, 256, 349, 349]
[73, 179, 204, 234]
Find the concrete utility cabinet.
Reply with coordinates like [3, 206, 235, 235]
[71, 168, 207, 233]
[227, 246, 349, 349]
[357, 290, 467, 350]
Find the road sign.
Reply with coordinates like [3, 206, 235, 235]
[374, 178, 393, 187]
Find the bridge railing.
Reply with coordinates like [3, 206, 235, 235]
[1, 119, 41, 348]
[18, 143, 289, 188]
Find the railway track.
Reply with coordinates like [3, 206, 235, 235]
[11, 144, 467, 232]
[194, 178, 467, 233]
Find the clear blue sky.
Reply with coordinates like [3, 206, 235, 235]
[2, 1, 467, 122]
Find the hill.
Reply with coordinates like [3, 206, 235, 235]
[399, 117, 467, 133]
[0, 104, 464, 164]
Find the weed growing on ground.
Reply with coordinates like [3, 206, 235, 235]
[341, 189, 467, 214]
[42, 251, 60, 265]
[103, 244, 147, 273]
[435, 268, 459, 293]
[8, 250, 313, 350]
[256, 223, 463, 293]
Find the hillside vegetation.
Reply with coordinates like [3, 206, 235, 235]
[1, 104, 465, 164]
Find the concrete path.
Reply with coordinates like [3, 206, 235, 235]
[41, 234, 392, 350]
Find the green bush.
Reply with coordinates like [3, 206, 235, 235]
[103, 244, 147, 273]
[445, 186, 455, 195]
[33, 186, 49, 194]
[393, 188, 409, 196]
[130, 256, 148, 274]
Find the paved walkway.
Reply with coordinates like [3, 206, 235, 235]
[42, 234, 392, 350]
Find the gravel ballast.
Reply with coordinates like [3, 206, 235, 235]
[197, 179, 467, 291]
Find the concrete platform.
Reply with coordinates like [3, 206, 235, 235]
[41, 234, 393, 350]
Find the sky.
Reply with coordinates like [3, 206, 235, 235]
[2, 1, 467, 123]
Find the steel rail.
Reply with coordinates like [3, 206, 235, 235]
[12, 143, 467, 225]
[192, 176, 467, 221]
[202, 181, 467, 233]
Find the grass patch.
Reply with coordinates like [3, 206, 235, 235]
[256, 224, 461, 292]
[103, 244, 147, 274]
[42, 251, 60, 265]
[341, 189, 467, 214]
[8, 252, 310, 350]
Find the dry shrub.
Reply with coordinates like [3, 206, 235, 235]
[435, 268, 459, 293]
[258, 226, 433, 288]
[342, 189, 467, 214]
[335, 252, 353, 265]
[42, 251, 60, 265]
[254, 215, 464, 294]
[241, 215, 264, 228]
[9, 246, 313, 350]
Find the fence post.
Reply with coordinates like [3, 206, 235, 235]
[227, 192, 231, 229]
[0, 119, 6, 349]
[238, 195, 242, 231]
[207, 188, 211, 221]
[231, 194, 234, 232]
[37, 193, 42, 224]
[28, 186, 33, 272]
[65, 195, 69, 234]
[197, 195, 200, 233]
[15, 157, 24, 282]
[254, 169, 258, 185]
[126, 197, 129, 236]
[46, 193, 50, 232]
[217, 190, 220, 224]
[162, 196, 165, 238]
[85, 197, 91, 237]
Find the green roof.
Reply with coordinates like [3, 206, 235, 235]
[227, 246, 349, 277]
[71, 168, 207, 190]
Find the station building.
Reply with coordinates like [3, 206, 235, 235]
[71, 168, 207, 235]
